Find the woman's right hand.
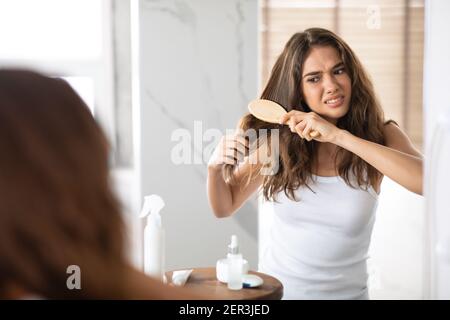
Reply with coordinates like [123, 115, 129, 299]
[207, 131, 261, 218]
[207, 132, 249, 169]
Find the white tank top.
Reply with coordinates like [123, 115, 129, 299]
[258, 174, 379, 300]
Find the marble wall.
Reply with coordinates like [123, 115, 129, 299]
[134, 0, 259, 270]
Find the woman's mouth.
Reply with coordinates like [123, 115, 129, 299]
[324, 96, 344, 108]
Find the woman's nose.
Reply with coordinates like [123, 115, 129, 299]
[323, 74, 339, 93]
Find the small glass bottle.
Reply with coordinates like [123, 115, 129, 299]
[227, 235, 243, 290]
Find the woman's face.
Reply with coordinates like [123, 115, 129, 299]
[300, 45, 351, 124]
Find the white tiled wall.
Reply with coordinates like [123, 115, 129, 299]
[134, 0, 259, 271]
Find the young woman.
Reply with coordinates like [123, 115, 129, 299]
[207, 28, 422, 299]
[0, 69, 200, 299]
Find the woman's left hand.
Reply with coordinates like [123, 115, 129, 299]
[279, 110, 342, 143]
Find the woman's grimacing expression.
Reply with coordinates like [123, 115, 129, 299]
[301, 45, 352, 123]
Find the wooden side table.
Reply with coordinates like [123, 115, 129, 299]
[166, 267, 283, 300]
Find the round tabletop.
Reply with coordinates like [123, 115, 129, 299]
[166, 267, 283, 300]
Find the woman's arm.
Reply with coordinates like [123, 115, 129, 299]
[207, 133, 263, 218]
[280, 111, 423, 195]
[124, 265, 206, 299]
[334, 123, 423, 195]
[207, 162, 262, 218]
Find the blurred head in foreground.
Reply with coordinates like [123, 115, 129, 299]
[0, 69, 128, 298]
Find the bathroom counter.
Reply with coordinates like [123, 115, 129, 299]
[165, 267, 283, 300]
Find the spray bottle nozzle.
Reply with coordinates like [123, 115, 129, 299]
[139, 194, 165, 227]
[228, 234, 239, 254]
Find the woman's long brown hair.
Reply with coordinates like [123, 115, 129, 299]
[0, 69, 127, 298]
[224, 28, 386, 201]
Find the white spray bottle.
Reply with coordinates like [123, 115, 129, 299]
[139, 194, 166, 282]
[227, 235, 243, 290]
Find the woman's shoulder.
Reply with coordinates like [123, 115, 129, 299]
[383, 120, 422, 158]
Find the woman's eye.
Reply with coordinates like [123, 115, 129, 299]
[307, 76, 319, 83]
[334, 68, 345, 75]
